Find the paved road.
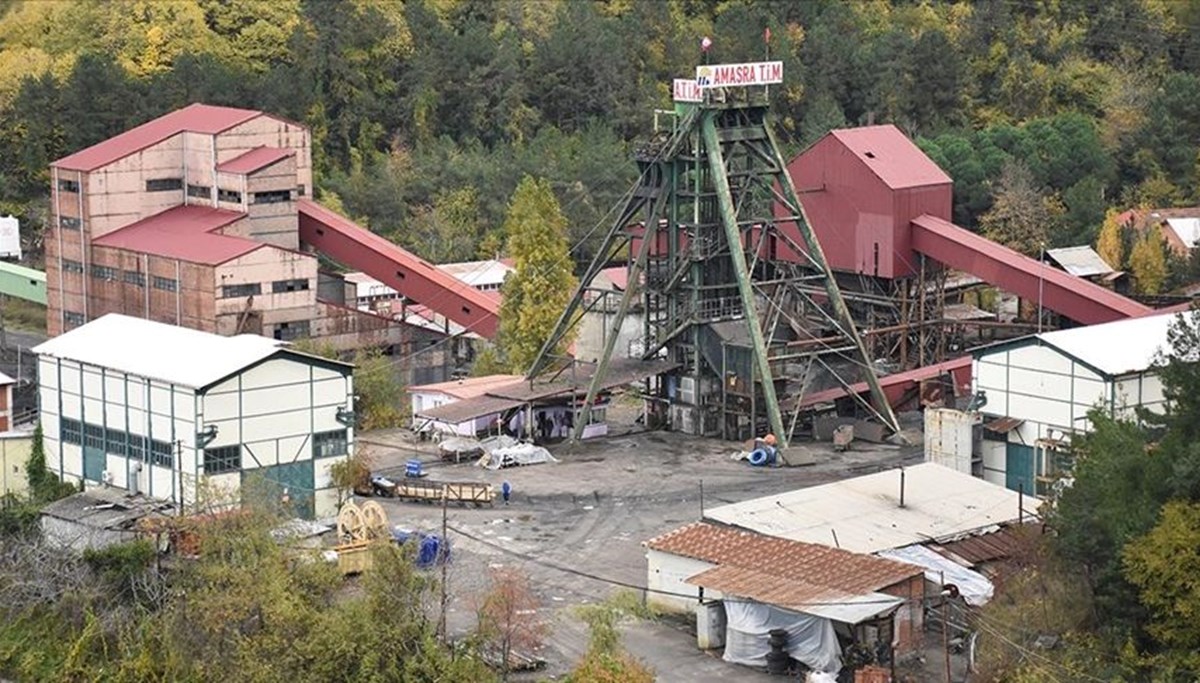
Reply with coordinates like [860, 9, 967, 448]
[362, 426, 924, 682]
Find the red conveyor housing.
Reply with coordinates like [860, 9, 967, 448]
[910, 214, 1152, 324]
[297, 198, 500, 338]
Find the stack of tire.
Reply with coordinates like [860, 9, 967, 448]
[766, 628, 790, 675]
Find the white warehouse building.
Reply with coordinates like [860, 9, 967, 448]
[34, 314, 355, 519]
[972, 311, 1175, 496]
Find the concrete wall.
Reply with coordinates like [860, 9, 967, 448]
[84, 136, 186, 238]
[38, 355, 200, 502]
[974, 344, 1112, 438]
[217, 117, 312, 194]
[646, 549, 724, 613]
[202, 356, 353, 518]
[87, 247, 217, 333]
[575, 309, 645, 365]
[214, 246, 316, 323]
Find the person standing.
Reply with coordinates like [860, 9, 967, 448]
[501, 481, 512, 506]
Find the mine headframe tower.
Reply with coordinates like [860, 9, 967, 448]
[528, 88, 901, 449]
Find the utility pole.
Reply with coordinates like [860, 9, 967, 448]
[941, 572, 952, 683]
[438, 486, 449, 645]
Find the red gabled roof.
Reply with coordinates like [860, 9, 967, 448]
[54, 104, 264, 172]
[216, 146, 295, 175]
[92, 205, 263, 266]
[828, 125, 952, 190]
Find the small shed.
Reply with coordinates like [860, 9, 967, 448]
[40, 488, 174, 551]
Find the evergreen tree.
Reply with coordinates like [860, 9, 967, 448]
[498, 176, 577, 374]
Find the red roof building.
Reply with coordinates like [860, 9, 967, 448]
[44, 103, 483, 380]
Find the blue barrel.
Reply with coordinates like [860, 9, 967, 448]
[749, 448, 769, 466]
[405, 459, 422, 478]
[418, 533, 450, 568]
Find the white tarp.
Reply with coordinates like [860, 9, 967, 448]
[477, 441, 559, 470]
[877, 544, 994, 606]
[723, 599, 842, 673]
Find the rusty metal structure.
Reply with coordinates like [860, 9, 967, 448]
[529, 86, 902, 448]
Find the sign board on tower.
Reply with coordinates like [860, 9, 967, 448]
[695, 61, 783, 89]
[0, 215, 21, 260]
[673, 78, 702, 103]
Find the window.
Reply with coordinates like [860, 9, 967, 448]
[297, 184, 307, 197]
[252, 189, 291, 204]
[217, 188, 242, 203]
[63, 311, 85, 327]
[63, 260, 83, 274]
[127, 434, 145, 461]
[149, 440, 174, 468]
[61, 418, 82, 445]
[186, 184, 210, 199]
[123, 270, 145, 287]
[313, 430, 348, 458]
[105, 428, 127, 456]
[222, 282, 261, 298]
[59, 216, 81, 230]
[145, 178, 183, 192]
[152, 276, 178, 292]
[90, 264, 117, 281]
[272, 278, 309, 294]
[84, 423, 104, 450]
[204, 446, 241, 474]
[57, 179, 80, 193]
[273, 320, 309, 342]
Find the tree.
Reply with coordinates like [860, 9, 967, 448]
[327, 447, 374, 507]
[978, 160, 1061, 255]
[476, 567, 546, 681]
[1129, 231, 1168, 295]
[1096, 208, 1127, 271]
[565, 602, 654, 683]
[497, 176, 577, 374]
[1123, 501, 1200, 672]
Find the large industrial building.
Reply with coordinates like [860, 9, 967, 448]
[34, 314, 355, 519]
[971, 311, 1173, 495]
[45, 103, 498, 382]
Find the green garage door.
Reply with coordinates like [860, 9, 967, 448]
[1006, 443, 1035, 495]
[82, 446, 106, 483]
[246, 461, 315, 520]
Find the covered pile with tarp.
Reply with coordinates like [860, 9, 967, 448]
[722, 599, 842, 673]
[876, 543, 995, 606]
[476, 435, 559, 470]
[438, 436, 485, 462]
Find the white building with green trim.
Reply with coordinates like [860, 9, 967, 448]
[34, 314, 354, 519]
[971, 311, 1173, 497]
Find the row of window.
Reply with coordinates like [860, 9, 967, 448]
[146, 178, 183, 192]
[273, 320, 310, 342]
[60, 216, 81, 230]
[61, 418, 175, 468]
[63, 311, 85, 327]
[221, 278, 310, 299]
[60, 262, 177, 291]
[62, 177, 305, 201]
[61, 419, 347, 473]
[58, 179, 80, 193]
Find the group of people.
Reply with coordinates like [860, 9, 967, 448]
[505, 408, 575, 444]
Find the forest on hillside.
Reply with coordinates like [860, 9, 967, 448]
[3, 0, 1200, 285]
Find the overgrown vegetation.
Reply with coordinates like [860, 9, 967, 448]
[566, 594, 656, 683]
[976, 308, 1200, 680]
[0, 492, 496, 681]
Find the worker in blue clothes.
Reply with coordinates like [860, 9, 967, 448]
[501, 481, 512, 506]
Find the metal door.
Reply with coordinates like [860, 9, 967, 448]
[247, 461, 315, 519]
[82, 446, 106, 483]
[1005, 443, 1035, 495]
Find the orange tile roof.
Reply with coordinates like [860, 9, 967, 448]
[646, 522, 922, 595]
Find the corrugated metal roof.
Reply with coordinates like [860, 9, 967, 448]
[685, 565, 905, 624]
[827, 125, 952, 190]
[91, 204, 262, 265]
[1165, 217, 1200, 249]
[599, 266, 629, 291]
[54, 104, 263, 172]
[703, 463, 1024, 553]
[646, 522, 922, 593]
[216, 146, 294, 174]
[1045, 246, 1114, 277]
[931, 524, 1033, 566]
[33, 314, 290, 389]
[488, 358, 679, 402]
[983, 417, 1023, 433]
[1025, 310, 1178, 377]
[410, 374, 524, 400]
[417, 395, 525, 424]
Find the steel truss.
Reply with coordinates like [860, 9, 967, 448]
[529, 95, 902, 448]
